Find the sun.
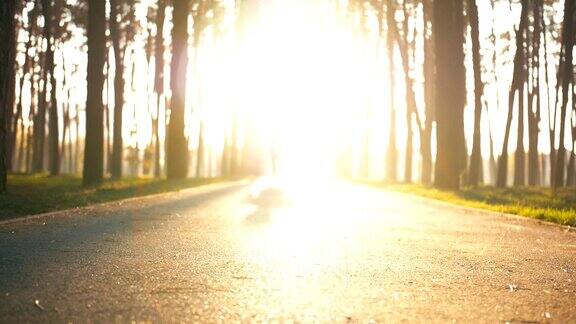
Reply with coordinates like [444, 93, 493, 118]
[192, 0, 390, 179]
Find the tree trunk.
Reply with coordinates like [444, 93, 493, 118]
[74, 104, 80, 174]
[497, 2, 528, 188]
[11, 2, 39, 172]
[26, 70, 38, 173]
[388, 0, 418, 184]
[154, 0, 165, 178]
[527, 90, 540, 186]
[4, 3, 17, 174]
[541, 10, 555, 186]
[0, 0, 16, 193]
[61, 102, 69, 172]
[221, 136, 230, 177]
[166, 0, 190, 179]
[83, 0, 106, 186]
[467, 0, 484, 187]
[109, 0, 125, 179]
[61, 60, 69, 173]
[527, 0, 543, 186]
[103, 58, 111, 174]
[514, 84, 526, 186]
[230, 113, 239, 176]
[16, 109, 26, 172]
[196, 121, 205, 178]
[571, 86, 576, 187]
[385, 0, 397, 182]
[404, 112, 412, 183]
[552, 0, 576, 188]
[567, 151, 576, 187]
[433, 0, 466, 190]
[487, 106, 497, 184]
[420, 0, 434, 186]
[41, 0, 59, 176]
[33, 42, 47, 173]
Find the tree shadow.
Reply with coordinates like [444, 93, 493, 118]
[244, 187, 288, 225]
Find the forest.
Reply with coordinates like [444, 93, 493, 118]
[1, 1, 576, 322]
[0, 0, 575, 193]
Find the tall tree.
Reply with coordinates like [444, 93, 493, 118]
[387, 0, 419, 184]
[0, 0, 17, 193]
[41, 0, 60, 175]
[83, 0, 106, 186]
[32, 37, 47, 173]
[109, 0, 136, 179]
[552, 0, 576, 188]
[543, 2, 557, 186]
[420, 0, 434, 185]
[433, 0, 466, 190]
[467, 0, 484, 187]
[527, 0, 543, 186]
[166, 0, 190, 179]
[497, 2, 529, 187]
[11, 1, 40, 172]
[384, 0, 397, 182]
[153, 0, 165, 178]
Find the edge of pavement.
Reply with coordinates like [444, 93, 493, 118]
[386, 188, 575, 233]
[0, 179, 252, 228]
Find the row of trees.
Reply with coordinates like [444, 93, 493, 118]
[0, 0, 242, 192]
[356, 0, 575, 189]
[1, 0, 575, 193]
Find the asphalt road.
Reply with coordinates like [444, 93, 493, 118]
[0, 179, 574, 323]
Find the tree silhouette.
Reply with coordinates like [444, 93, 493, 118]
[153, 0, 166, 178]
[552, 0, 575, 188]
[83, 0, 106, 186]
[433, 0, 466, 190]
[166, 0, 190, 179]
[0, 0, 17, 193]
[497, 2, 529, 188]
[467, 0, 484, 187]
[109, 0, 138, 179]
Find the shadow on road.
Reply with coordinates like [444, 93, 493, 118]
[244, 187, 288, 225]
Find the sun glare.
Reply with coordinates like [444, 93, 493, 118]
[188, 0, 390, 179]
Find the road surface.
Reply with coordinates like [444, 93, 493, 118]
[0, 179, 574, 322]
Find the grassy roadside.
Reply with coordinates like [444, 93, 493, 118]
[0, 174, 233, 221]
[365, 183, 576, 227]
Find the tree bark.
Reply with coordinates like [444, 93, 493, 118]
[552, 0, 576, 188]
[41, 0, 60, 176]
[11, 2, 39, 172]
[388, 0, 418, 184]
[420, 0, 434, 186]
[32, 39, 47, 173]
[109, 0, 125, 179]
[497, 2, 528, 188]
[433, 0, 466, 190]
[154, 0, 165, 178]
[527, 0, 543, 186]
[514, 83, 526, 186]
[467, 0, 484, 187]
[166, 0, 190, 179]
[0, 0, 17, 193]
[83, 0, 106, 186]
[385, 0, 397, 182]
[196, 121, 205, 178]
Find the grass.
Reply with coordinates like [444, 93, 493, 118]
[0, 174, 231, 221]
[366, 182, 576, 227]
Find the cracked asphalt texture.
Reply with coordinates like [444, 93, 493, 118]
[0, 180, 574, 323]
